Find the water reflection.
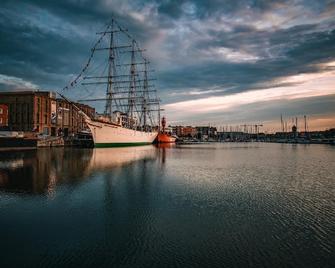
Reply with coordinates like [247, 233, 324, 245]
[0, 149, 93, 195]
[0, 146, 160, 195]
[155, 143, 176, 166]
[89, 145, 157, 171]
[0, 143, 334, 267]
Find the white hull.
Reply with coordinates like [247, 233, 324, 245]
[85, 119, 158, 147]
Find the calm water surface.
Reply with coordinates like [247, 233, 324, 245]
[0, 143, 334, 267]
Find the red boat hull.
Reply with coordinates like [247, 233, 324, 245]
[157, 133, 176, 143]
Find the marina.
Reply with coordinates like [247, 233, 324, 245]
[0, 17, 333, 148]
[0, 1, 335, 267]
[0, 143, 334, 267]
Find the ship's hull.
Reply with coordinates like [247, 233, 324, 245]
[157, 133, 176, 143]
[86, 119, 158, 147]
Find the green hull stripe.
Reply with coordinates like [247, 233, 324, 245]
[94, 142, 152, 148]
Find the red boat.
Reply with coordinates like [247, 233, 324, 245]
[157, 133, 176, 143]
[157, 117, 176, 143]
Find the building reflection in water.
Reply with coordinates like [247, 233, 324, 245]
[0, 145, 163, 196]
[0, 149, 93, 195]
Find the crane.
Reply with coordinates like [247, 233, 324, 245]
[240, 124, 254, 134]
[240, 124, 263, 141]
[254, 124, 263, 135]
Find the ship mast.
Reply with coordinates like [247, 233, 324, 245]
[128, 39, 137, 129]
[66, 18, 163, 131]
[105, 19, 115, 119]
[143, 59, 149, 130]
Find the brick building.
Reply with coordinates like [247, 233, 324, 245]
[56, 99, 95, 136]
[0, 91, 95, 136]
[172, 125, 197, 137]
[196, 126, 217, 140]
[181, 126, 197, 137]
[0, 91, 52, 132]
[0, 104, 8, 127]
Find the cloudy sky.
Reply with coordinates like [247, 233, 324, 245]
[1, 0, 335, 131]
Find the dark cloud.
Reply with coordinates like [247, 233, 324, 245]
[156, 0, 294, 19]
[0, 0, 334, 126]
[158, 26, 335, 102]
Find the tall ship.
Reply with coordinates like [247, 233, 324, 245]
[63, 19, 161, 147]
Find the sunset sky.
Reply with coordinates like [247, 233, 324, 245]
[0, 0, 335, 131]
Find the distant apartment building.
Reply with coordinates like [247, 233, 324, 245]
[172, 126, 183, 137]
[181, 126, 197, 137]
[196, 126, 217, 139]
[0, 91, 95, 136]
[172, 125, 197, 137]
[0, 104, 9, 126]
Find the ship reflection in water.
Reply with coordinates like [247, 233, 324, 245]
[0, 143, 334, 268]
[89, 146, 158, 171]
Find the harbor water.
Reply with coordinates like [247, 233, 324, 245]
[0, 143, 334, 267]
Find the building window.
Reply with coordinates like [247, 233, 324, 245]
[26, 104, 29, 127]
[0, 108, 3, 114]
[37, 98, 40, 112]
[8, 105, 12, 123]
[43, 127, 49, 135]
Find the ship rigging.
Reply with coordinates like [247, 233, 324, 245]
[62, 19, 162, 147]
[63, 18, 161, 132]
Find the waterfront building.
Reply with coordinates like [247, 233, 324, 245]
[170, 125, 219, 140]
[0, 91, 54, 133]
[164, 125, 173, 134]
[0, 104, 8, 127]
[0, 91, 95, 136]
[181, 126, 197, 137]
[217, 131, 245, 141]
[170, 126, 178, 136]
[196, 126, 217, 140]
[172, 125, 197, 138]
[172, 126, 183, 137]
[55, 98, 95, 136]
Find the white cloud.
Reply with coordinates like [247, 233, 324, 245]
[169, 86, 230, 97]
[163, 69, 335, 116]
[0, 74, 39, 90]
[203, 47, 261, 63]
[230, 2, 335, 31]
